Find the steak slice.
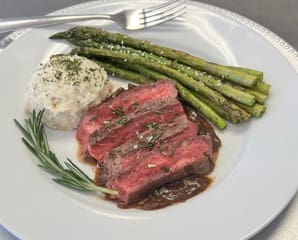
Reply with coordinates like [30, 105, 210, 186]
[107, 135, 214, 206]
[77, 79, 177, 153]
[100, 118, 198, 184]
[88, 98, 185, 162]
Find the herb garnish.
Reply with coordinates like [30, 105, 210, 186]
[111, 106, 125, 116]
[161, 166, 170, 173]
[14, 110, 118, 195]
[147, 122, 158, 130]
[116, 116, 131, 125]
[146, 132, 162, 149]
[60, 57, 82, 74]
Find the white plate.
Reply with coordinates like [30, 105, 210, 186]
[0, 1, 297, 240]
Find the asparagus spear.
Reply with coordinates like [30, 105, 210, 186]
[193, 89, 265, 119]
[227, 66, 263, 81]
[59, 34, 239, 125]
[94, 59, 228, 129]
[73, 46, 251, 122]
[115, 60, 238, 115]
[192, 91, 240, 123]
[115, 61, 166, 80]
[51, 27, 261, 87]
[244, 88, 268, 104]
[235, 102, 266, 118]
[175, 83, 227, 129]
[169, 61, 256, 106]
[252, 81, 271, 95]
[227, 82, 268, 104]
[64, 35, 269, 105]
[227, 66, 271, 94]
[61, 37, 256, 106]
[114, 60, 266, 120]
[108, 60, 253, 124]
[92, 60, 150, 84]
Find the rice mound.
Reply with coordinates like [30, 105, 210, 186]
[26, 54, 113, 130]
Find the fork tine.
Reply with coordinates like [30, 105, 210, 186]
[143, 0, 183, 13]
[142, 7, 186, 28]
[142, 4, 186, 23]
[143, 0, 185, 18]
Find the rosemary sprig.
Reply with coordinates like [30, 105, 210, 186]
[14, 110, 119, 196]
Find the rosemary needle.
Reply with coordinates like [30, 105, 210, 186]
[14, 109, 119, 196]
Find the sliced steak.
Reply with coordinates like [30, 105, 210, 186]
[88, 98, 185, 162]
[100, 118, 198, 184]
[77, 79, 177, 153]
[107, 135, 214, 206]
[103, 115, 189, 161]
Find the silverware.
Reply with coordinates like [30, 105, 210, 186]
[0, 0, 186, 33]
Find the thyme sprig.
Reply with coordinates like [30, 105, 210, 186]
[14, 110, 118, 195]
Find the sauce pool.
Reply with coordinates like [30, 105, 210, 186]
[129, 175, 212, 210]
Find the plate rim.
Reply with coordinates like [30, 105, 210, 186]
[1, 0, 298, 72]
[0, 1, 297, 240]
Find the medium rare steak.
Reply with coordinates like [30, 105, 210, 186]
[100, 118, 198, 184]
[77, 80, 177, 153]
[88, 98, 185, 162]
[107, 135, 214, 206]
[76, 79, 220, 209]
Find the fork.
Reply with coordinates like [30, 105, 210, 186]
[0, 0, 186, 33]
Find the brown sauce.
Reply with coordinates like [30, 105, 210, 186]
[94, 165, 102, 186]
[77, 143, 97, 166]
[127, 175, 212, 210]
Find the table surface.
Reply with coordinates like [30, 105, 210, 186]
[0, 0, 297, 239]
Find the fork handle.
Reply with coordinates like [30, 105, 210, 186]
[0, 15, 112, 33]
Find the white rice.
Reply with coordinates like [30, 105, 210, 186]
[25, 54, 113, 130]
